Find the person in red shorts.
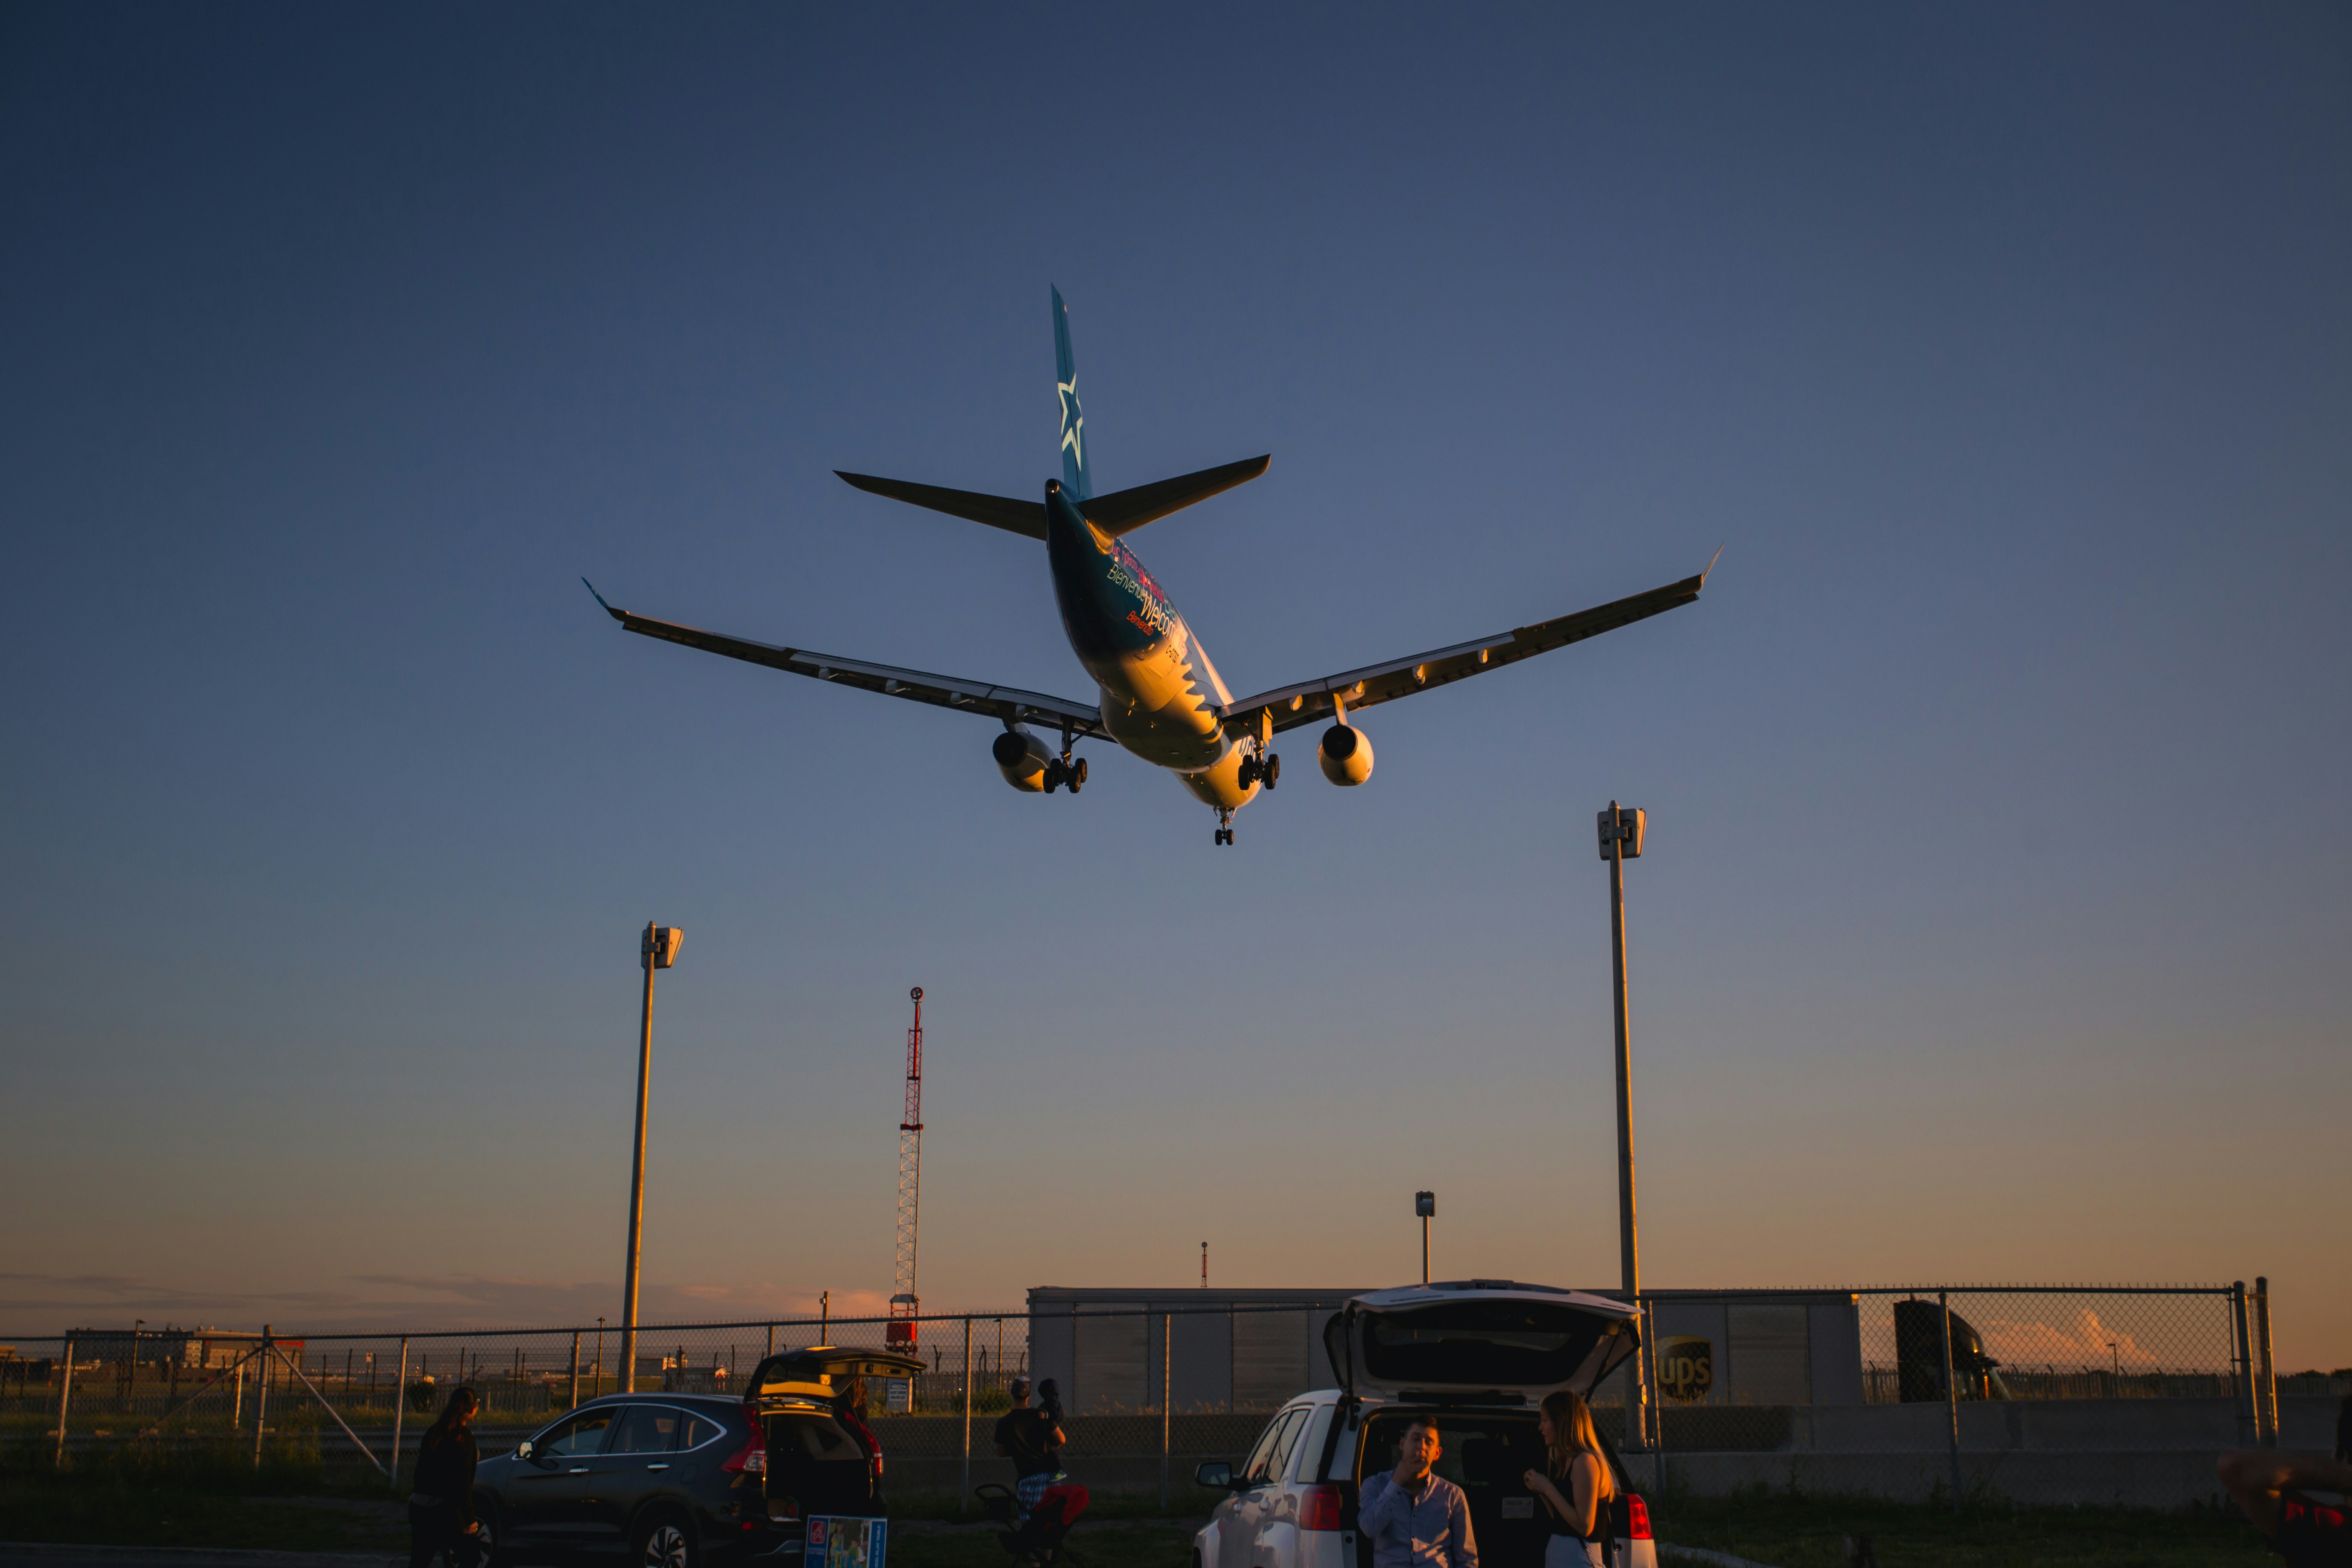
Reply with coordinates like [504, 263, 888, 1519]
[2220, 1397, 2352, 1567]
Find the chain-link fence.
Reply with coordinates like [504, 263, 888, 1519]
[3, 1281, 2321, 1506]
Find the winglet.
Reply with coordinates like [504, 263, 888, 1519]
[582, 577, 623, 621]
[1700, 544, 1725, 588]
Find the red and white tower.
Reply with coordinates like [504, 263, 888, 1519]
[887, 987, 923, 1393]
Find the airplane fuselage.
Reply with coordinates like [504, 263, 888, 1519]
[1044, 480, 1258, 810]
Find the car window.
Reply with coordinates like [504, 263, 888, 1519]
[536, 1408, 619, 1459]
[609, 1405, 682, 1454]
[676, 1410, 726, 1450]
[1286, 1406, 1329, 1482]
[1245, 1409, 1305, 1485]
[1265, 1407, 1313, 1485]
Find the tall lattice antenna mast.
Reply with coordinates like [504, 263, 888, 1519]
[889, 988, 924, 1353]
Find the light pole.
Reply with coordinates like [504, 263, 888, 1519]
[1415, 1191, 1435, 1284]
[622, 921, 683, 1396]
[1597, 801, 1649, 1446]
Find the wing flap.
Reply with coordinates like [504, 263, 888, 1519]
[1078, 454, 1271, 538]
[835, 472, 1048, 540]
[591, 589, 1107, 738]
[1217, 567, 1710, 737]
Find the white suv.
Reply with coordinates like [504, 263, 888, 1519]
[1191, 1282, 1657, 1568]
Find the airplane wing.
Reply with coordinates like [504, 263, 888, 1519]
[585, 582, 1111, 741]
[1215, 560, 1715, 740]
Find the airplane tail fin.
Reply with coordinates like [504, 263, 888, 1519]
[1053, 286, 1090, 500]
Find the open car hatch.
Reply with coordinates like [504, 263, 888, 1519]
[745, 1346, 925, 1409]
[1324, 1281, 1641, 1403]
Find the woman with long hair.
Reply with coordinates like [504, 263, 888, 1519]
[408, 1386, 481, 1568]
[832, 1374, 885, 1510]
[1522, 1389, 1616, 1567]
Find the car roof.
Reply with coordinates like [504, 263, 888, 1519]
[571, 1391, 746, 1412]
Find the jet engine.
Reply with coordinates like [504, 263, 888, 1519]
[1318, 723, 1374, 786]
[992, 726, 1055, 792]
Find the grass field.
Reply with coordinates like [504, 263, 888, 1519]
[0, 1457, 2284, 1568]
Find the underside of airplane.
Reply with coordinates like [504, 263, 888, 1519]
[588, 289, 1714, 845]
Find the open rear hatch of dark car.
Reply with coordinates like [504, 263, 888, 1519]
[1324, 1280, 1641, 1403]
[744, 1347, 924, 1519]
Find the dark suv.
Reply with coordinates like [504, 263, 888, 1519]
[475, 1347, 922, 1568]
[473, 1393, 778, 1568]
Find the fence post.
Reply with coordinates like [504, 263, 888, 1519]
[2231, 1282, 2258, 1447]
[1160, 1313, 1173, 1512]
[2254, 1277, 2278, 1448]
[960, 1317, 974, 1513]
[1937, 1293, 1961, 1515]
[389, 1338, 410, 1492]
[570, 1332, 582, 1412]
[1644, 1298, 1664, 1498]
[254, 1325, 273, 1470]
[53, 1336, 76, 1468]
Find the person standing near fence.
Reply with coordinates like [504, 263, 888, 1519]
[1524, 1391, 1616, 1567]
[993, 1376, 1066, 1518]
[833, 1374, 886, 1513]
[408, 1387, 481, 1568]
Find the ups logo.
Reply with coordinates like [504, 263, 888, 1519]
[1657, 1336, 1714, 1403]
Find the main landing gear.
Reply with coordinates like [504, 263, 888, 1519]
[1214, 808, 1235, 846]
[1043, 754, 1087, 794]
[1237, 750, 1280, 790]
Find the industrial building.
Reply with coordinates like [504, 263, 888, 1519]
[1028, 1285, 1865, 1415]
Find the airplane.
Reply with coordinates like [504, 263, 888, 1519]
[587, 289, 1714, 845]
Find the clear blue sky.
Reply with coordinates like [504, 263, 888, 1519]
[5, 4, 2346, 1369]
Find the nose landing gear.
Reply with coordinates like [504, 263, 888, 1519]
[1213, 808, 1234, 846]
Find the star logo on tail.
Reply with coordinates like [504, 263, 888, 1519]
[1058, 378, 1084, 469]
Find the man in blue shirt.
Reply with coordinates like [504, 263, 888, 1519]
[1357, 1417, 1478, 1568]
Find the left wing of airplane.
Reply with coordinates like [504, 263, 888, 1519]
[584, 581, 1110, 740]
[1216, 558, 1717, 740]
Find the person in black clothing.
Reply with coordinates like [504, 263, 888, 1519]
[993, 1377, 1066, 1518]
[833, 1375, 885, 1512]
[1035, 1378, 1066, 1476]
[408, 1387, 481, 1568]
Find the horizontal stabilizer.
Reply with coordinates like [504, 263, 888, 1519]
[1079, 455, 1269, 538]
[835, 472, 1047, 540]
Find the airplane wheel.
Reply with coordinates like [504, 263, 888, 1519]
[1238, 756, 1259, 788]
[1069, 757, 1088, 792]
[1264, 754, 1280, 789]
[1043, 760, 1064, 793]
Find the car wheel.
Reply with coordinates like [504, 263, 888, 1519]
[634, 1513, 696, 1568]
[473, 1509, 506, 1568]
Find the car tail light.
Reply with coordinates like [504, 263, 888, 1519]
[723, 1420, 766, 1476]
[1298, 1485, 1344, 1532]
[1625, 1494, 1652, 1540]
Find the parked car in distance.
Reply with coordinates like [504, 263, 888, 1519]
[1192, 1281, 1659, 1568]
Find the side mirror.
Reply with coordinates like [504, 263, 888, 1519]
[516, 1440, 534, 1460]
[1195, 1460, 1234, 1490]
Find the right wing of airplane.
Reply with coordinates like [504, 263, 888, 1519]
[583, 582, 1111, 741]
[1215, 559, 1716, 740]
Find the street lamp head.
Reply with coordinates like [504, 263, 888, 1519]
[1596, 805, 1647, 861]
[1415, 1190, 1436, 1218]
[911, 986, 923, 1002]
[642, 925, 683, 968]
